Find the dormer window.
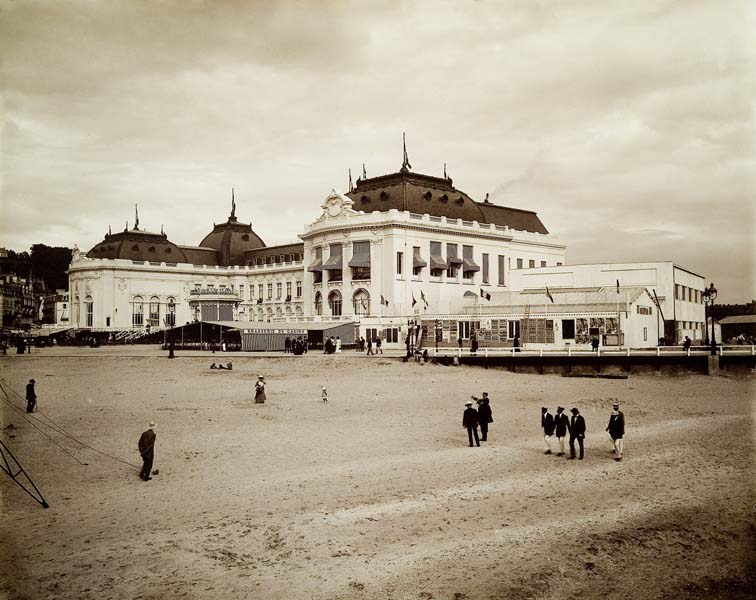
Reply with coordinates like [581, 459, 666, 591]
[165, 247, 172, 254]
[148, 246, 156, 253]
[380, 191, 389, 200]
[455, 197, 465, 206]
[361, 195, 370, 204]
[423, 191, 432, 200]
[439, 194, 448, 203]
[131, 244, 139, 251]
[242, 234, 250, 241]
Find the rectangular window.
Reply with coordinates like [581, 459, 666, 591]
[557, 262, 563, 266]
[412, 246, 425, 277]
[675, 284, 681, 300]
[384, 328, 399, 343]
[86, 301, 93, 327]
[446, 244, 459, 278]
[276, 283, 282, 299]
[561, 319, 575, 339]
[430, 241, 445, 277]
[327, 244, 342, 282]
[286, 282, 292, 300]
[507, 320, 520, 339]
[529, 259, 535, 268]
[498, 255, 506, 285]
[258, 284, 264, 299]
[461, 245, 477, 281]
[482, 254, 489, 284]
[517, 258, 523, 270]
[267, 283, 273, 299]
[540, 260, 547, 267]
[396, 251, 404, 276]
[643, 327, 648, 342]
[458, 321, 472, 339]
[239, 284, 244, 299]
[313, 247, 323, 284]
[350, 241, 371, 281]
[296, 281, 302, 298]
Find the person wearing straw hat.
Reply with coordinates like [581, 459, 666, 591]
[254, 375, 266, 404]
[554, 406, 569, 456]
[606, 402, 625, 461]
[25, 378, 37, 413]
[138, 422, 157, 481]
[321, 386, 328, 403]
[462, 400, 480, 447]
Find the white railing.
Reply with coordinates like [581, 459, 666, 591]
[429, 345, 755, 358]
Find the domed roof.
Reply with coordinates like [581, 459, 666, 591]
[199, 201, 265, 266]
[87, 226, 189, 263]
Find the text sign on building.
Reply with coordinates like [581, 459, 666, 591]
[243, 329, 307, 335]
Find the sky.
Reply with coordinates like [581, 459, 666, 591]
[1, 0, 754, 303]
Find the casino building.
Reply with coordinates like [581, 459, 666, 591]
[68, 147, 565, 346]
[68, 144, 705, 348]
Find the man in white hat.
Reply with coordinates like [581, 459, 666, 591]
[606, 402, 625, 461]
[138, 421, 157, 481]
[254, 375, 266, 404]
[322, 386, 328, 403]
[462, 400, 480, 447]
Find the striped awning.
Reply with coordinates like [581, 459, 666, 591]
[413, 254, 427, 268]
[348, 255, 371, 268]
[429, 254, 447, 270]
[322, 255, 343, 271]
[462, 258, 480, 272]
[308, 258, 323, 272]
[448, 256, 463, 265]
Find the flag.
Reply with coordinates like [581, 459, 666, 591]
[348, 168, 353, 192]
[380, 294, 389, 307]
[420, 290, 428, 308]
[546, 286, 554, 303]
[616, 279, 620, 294]
[412, 293, 417, 308]
[480, 288, 491, 301]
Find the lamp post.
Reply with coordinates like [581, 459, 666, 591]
[702, 282, 717, 356]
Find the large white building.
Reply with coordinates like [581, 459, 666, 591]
[68, 152, 704, 348]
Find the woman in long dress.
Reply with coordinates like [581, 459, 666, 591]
[254, 375, 266, 403]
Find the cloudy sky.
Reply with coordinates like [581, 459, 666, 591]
[1, 0, 753, 302]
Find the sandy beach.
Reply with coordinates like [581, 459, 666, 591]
[1, 347, 754, 600]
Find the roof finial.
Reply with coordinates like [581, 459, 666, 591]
[161, 223, 164, 235]
[230, 187, 236, 220]
[362, 163, 367, 179]
[134, 204, 140, 230]
[484, 193, 490, 204]
[108, 224, 112, 236]
[401, 132, 412, 171]
[444, 162, 447, 179]
[348, 168, 353, 192]
[125, 220, 128, 231]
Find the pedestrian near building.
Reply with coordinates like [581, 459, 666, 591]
[554, 406, 569, 456]
[568, 407, 586, 460]
[683, 336, 692, 351]
[541, 406, 555, 454]
[375, 337, 383, 354]
[254, 375, 266, 404]
[471, 336, 479, 356]
[138, 421, 157, 481]
[475, 393, 493, 441]
[463, 400, 480, 447]
[366, 338, 374, 355]
[606, 402, 625, 461]
[25, 379, 37, 413]
[284, 337, 291, 353]
[457, 336, 463, 350]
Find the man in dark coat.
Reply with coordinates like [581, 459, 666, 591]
[475, 393, 493, 441]
[366, 338, 373, 355]
[470, 336, 479, 356]
[568, 407, 586, 460]
[138, 421, 157, 481]
[541, 406, 555, 454]
[284, 337, 291, 353]
[462, 400, 480, 447]
[25, 379, 37, 413]
[554, 406, 569, 456]
[606, 402, 625, 461]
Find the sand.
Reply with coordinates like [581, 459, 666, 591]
[1, 347, 754, 600]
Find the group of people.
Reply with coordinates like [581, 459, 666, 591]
[540, 403, 625, 461]
[323, 336, 341, 354]
[209, 362, 233, 370]
[357, 337, 383, 354]
[462, 393, 494, 446]
[284, 336, 308, 354]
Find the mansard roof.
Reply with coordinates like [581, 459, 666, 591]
[199, 211, 266, 266]
[87, 227, 190, 263]
[346, 170, 548, 234]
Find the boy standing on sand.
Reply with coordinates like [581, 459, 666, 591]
[463, 400, 480, 447]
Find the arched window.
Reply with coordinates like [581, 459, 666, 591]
[85, 295, 94, 327]
[314, 291, 322, 316]
[132, 296, 144, 326]
[285, 306, 293, 317]
[275, 306, 283, 317]
[352, 289, 370, 316]
[74, 295, 80, 326]
[328, 290, 342, 317]
[166, 297, 176, 327]
[295, 306, 303, 316]
[149, 296, 160, 328]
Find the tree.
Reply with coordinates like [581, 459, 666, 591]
[29, 245, 72, 291]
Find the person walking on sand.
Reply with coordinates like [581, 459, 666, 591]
[254, 375, 266, 404]
[375, 337, 383, 354]
[138, 421, 157, 481]
[463, 400, 480, 447]
[568, 407, 586, 460]
[541, 406, 555, 454]
[554, 406, 569, 456]
[475, 393, 493, 441]
[606, 402, 625, 461]
[366, 338, 374, 355]
[26, 378, 37, 413]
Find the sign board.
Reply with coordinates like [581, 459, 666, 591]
[243, 329, 307, 335]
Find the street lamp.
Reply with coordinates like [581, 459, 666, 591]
[702, 282, 717, 356]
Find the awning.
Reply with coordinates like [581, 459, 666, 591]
[448, 256, 463, 265]
[462, 258, 480, 272]
[413, 254, 427, 268]
[348, 254, 371, 268]
[308, 258, 323, 272]
[322, 255, 343, 271]
[429, 254, 447, 270]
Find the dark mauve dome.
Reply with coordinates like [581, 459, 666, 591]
[199, 212, 265, 266]
[87, 228, 189, 262]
